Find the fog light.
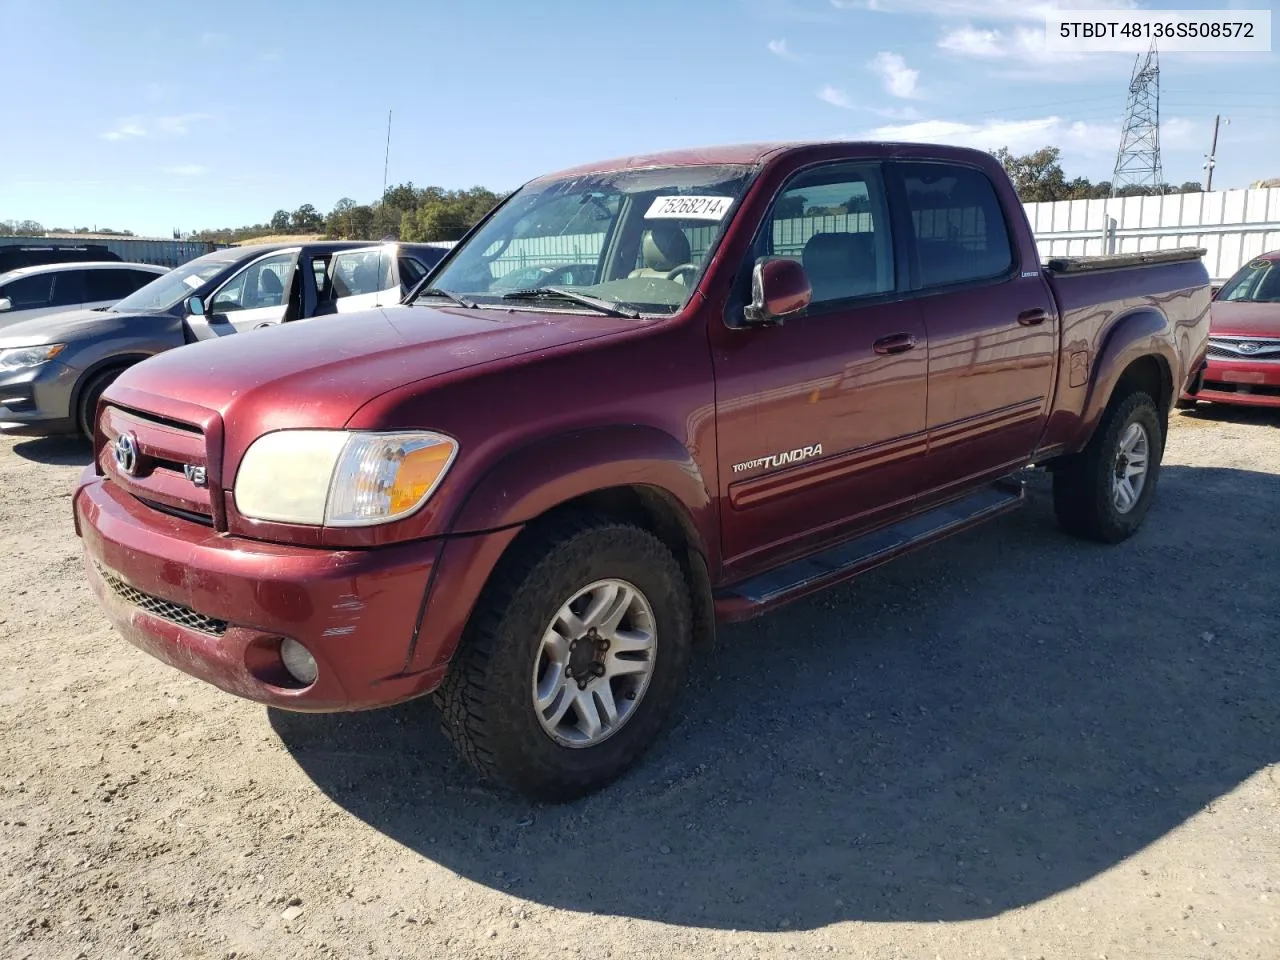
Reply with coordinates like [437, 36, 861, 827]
[280, 638, 318, 686]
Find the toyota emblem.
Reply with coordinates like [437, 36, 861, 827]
[113, 431, 139, 476]
[1237, 341, 1260, 354]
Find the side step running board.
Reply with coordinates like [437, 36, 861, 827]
[714, 480, 1025, 621]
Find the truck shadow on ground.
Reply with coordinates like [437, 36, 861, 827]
[11, 435, 93, 467]
[270, 464, 1278, 931]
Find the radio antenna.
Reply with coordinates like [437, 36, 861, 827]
[382, 109, 392, 199]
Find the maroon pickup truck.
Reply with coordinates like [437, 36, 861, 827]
[72, 141, 1211, 801]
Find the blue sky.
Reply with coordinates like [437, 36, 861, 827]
[2, 0, 1276, 238]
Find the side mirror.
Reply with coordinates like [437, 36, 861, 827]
[185, 295, 205, 317]
[1209, 284, 1222, 299]
[743, 258, 811, 325]
[0, 297, 11, 312]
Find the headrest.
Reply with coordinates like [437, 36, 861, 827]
[642, 225, 692, 272]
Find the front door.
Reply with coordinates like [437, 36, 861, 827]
[711, 160, 929, 578]
[893, 160, 1058, 498]
[191, 250, 300, 339]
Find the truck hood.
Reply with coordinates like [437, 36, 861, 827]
[1209, 300, 1280, 338]
[0, 306, 175, 348]
[106, 303, 644, 431]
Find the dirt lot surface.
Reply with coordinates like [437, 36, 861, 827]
[1, 408, 1277, 960]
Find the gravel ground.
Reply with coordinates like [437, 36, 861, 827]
[1, 407, 1277, 960]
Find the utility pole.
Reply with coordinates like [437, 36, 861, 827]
[382, 109, 392, 199]
[1203, 114, 1229, 191]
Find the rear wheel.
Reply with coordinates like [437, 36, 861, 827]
[434, 515, 693, 802]
[76, 367, 127, 442]
[1052, 390, 1164, 543]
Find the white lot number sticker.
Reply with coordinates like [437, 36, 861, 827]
[645, 195, 733, 221]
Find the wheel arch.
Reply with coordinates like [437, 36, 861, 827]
[70, 352, 153, 433]
[1071, 308, 1176, 451]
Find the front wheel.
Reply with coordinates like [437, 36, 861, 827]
[434, 515, 693, 802]
[1052, 390, 1164, 543]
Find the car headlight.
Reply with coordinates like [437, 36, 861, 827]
[0, 343, 67, 371]
[234, 429, 458, 526]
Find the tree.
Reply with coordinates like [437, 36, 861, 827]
[991, 146, 1069, 203]
[290, 204, 323, 233]
[270, 209, 290, 232]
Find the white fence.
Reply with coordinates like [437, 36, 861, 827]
[1025, 187, 1280, 283]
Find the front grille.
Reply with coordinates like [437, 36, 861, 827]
[98, 564, 227, 636]
[1207, 337, 1280, 361]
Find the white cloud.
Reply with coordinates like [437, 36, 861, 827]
[101, 118, 147, 141]
[860, 115, 1123, 155]
[767, 38, 800, 60]
[100, 113, 212, 141]
[867, 51, 920, 98]
[843, 0, 1137, 21]
[818, 85, 856, 109]
[938, 23, 1093, 63]
[161, 164, 207, 177]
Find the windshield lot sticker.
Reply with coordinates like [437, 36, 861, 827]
[645, 195, 733, 221]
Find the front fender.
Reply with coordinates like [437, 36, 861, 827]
[1072, 307, 1177, 449]
[447, 424, 716, 556]
[403, 425, 717, 675]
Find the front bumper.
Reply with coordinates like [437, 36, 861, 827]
[75, 469, 447, 712]
[0, 360, 78, 435]
[1180, 356, 1280, 408]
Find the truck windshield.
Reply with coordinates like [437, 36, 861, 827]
[1218, 258, 1280, 303]
[110, 255, 234, 314]
[418, 163, 756, 316]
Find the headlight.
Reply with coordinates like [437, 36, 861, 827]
[234, 429, 458, 526]
[0, 343, 67, 371]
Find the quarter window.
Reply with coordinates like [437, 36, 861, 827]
[900, 162, 1013, 288]
[759, 162, 895, 305]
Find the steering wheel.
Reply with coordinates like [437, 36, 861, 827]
[664, 264, 698, 284]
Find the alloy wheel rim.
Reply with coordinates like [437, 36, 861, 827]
[1112, 421, 1150, 514]
[531, 578, 657, 748]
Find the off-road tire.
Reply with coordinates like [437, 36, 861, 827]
[1052, 389, 1164, 544]
[433, 514, 693, 802]
[76, 367, 126, 442]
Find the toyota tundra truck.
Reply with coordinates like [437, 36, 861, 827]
[72, 141, 1211, 801]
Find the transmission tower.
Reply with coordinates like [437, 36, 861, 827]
[1111, 41, 1163, 197]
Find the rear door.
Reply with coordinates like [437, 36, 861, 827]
[191, 250, 300, 339]
[326, 247, 394, 313]
[891, 159, 1057, 500]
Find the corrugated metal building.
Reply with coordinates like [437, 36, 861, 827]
[0, 235, 226, 268]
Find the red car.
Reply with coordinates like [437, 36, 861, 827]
[1179, 251, 1280, 409]
[73, 140, 1210, 800]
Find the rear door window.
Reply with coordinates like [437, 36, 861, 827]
[330, 249, 390, 300]
[899, 162, 1014, 288]
[86, 269, 156, 301]
[50, 269, 88, 306]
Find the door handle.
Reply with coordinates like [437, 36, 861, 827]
[1017, 308, 1049, 326]
[873, 333, 917, 355]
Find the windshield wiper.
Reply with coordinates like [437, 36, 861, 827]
[416, 287, 477, 309]
[500, 286, 640, 319]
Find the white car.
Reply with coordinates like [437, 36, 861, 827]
[0, 261, 168, 327]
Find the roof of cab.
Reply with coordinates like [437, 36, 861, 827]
[529, 139, 994, 184]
